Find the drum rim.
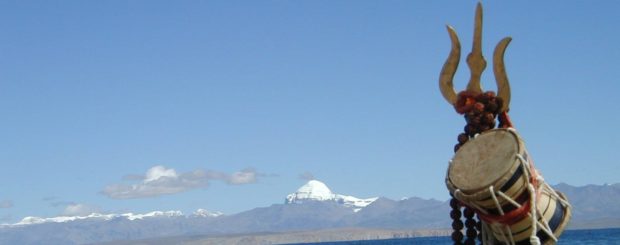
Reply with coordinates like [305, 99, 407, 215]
[448, 128, 524, 191]
[545, 191, 571, 245]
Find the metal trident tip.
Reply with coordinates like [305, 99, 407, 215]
[438, 3, 512, 112]
[465, 2, 486, 94]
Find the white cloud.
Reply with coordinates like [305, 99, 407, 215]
[0, 200, 13, 209]
[145, 165, 178, 182]
[227, 168, 258, 185]
[102, 166, 265, 199]
[62, 203, 101, 216]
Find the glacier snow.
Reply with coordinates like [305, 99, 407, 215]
[285, 180, 378, 212]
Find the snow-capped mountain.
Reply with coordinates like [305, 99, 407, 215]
[0, 210, 224, 245]
[0, 183, 617, 245]
[285, 180, 378, 212]
[193, 209, 224, 218]
[3, 209, 219, 227]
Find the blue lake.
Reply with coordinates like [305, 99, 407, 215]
[291, 228, 620, 245]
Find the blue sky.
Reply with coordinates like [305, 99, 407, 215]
[1, 1, 619, 223]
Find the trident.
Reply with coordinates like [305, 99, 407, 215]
[439, 3, 512, 113]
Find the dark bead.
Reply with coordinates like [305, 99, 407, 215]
[463, 207, 475, 218]
[484, 91, 496, 98]
[483, 113, 495, 125]
[452, 220, 464, 230]
[450, 209, 462, 219]
[464, 125, 471, 135]
[473, 102, 485, 113]
[465, 112, 477, 123]
[486, 101, 498, 112]
[451, 231, 464, 242]
[466, 125, 479, 136]
[476, 220, 482, 230]
[479, 124, 490, 132]
[466, 228, 478, 238]
[471, 108, 481, 116]
[477, 94, 489, 104]
[465, 218, 477, 228]
[458, 133, 469, 144]
[469, 116, 481, 125]
[454, 144, 461, 153]
[450, 198, 460, 208]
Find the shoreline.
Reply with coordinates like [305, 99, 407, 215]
[95, 227, 620, 245]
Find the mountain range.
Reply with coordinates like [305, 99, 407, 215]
[0, 181, 618, 244]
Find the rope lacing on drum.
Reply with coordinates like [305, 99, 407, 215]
[489, 186, 504, 216]
[480, 222, 493, 244]
[542, 179, 571, 209]
[518, 154, 541, 244]
[518, 154, 559, 244]
[476, 154, 535, 224]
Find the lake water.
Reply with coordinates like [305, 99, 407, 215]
[292, 228, 620, 245]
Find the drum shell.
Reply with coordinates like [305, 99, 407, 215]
[488, 185, 572, 245]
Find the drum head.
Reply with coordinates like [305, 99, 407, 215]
[449, 129, 521, 191]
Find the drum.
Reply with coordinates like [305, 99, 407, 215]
[445, 128, 571, 244]
[446, 128, 530, 215]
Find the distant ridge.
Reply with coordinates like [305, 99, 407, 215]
[0, 182, 618, 244]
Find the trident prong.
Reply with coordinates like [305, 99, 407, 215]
[466, 2, 486, 94]
[494, 37, 512, 112]
[438, 2, 512, 112]
[439, 26, 460, 105]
